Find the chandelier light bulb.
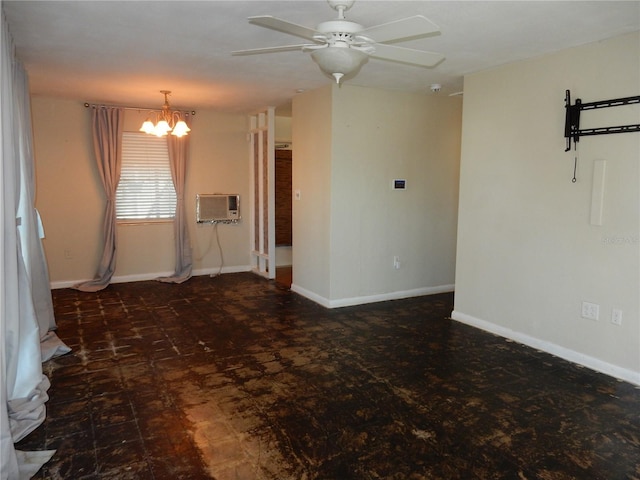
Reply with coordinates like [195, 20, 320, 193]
[171, 120, 191, 137]
[140, 119, 155, 134]
[154, 119, 171, 136]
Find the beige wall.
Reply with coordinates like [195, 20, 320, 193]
[454, 32, 640, 383]
[291, 85, 334, 300]
[275, 115, 292, 145]
[33, 98, 252, 286]
[292, 84, 462, 306]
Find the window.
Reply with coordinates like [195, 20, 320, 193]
[116, 132, 176, 221]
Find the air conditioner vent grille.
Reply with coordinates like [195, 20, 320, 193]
[196, 194, 240, 224]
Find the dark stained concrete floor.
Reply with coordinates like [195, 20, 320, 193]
[17, 273, 640, 479]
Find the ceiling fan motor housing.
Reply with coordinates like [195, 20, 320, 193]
[316, 20, 367, 49]
[317, 20, 363, 34]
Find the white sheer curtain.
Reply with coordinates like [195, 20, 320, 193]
[13, 52, 69, 362]
[157, 116, 193, 283]
[73, 106, 123, 292]
[2, 10, 60, 479]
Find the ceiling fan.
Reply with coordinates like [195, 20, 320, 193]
[232, 0, 444, 84]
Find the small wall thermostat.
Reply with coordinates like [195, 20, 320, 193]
[392, 179, 407, 190]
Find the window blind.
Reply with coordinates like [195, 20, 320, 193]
[116, 132, 176, 221]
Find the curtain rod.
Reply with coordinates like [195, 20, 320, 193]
[84, 102, 196, 115]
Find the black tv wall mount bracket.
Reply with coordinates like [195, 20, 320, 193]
[564, 90, 640, 152]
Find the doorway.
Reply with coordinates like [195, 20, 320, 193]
[275, 148, 292, 288]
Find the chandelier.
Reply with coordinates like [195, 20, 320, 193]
[140, 90, 191, 137]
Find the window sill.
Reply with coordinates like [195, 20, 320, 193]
[117, 218, 175, 226]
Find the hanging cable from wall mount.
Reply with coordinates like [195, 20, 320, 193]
[194, 222, 225, 277]
[210, 223, 225, 278]
[572, 141, 578, 183]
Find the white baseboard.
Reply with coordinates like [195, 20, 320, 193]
[50, 273, 175, 290]
[51, 280, 81, 289]
[291, 283, 455, 309]
[192, 265, 252, 277]
[290, 283, 331, 307]
[451, 310, 640, 386]
[50, 265, 253, 290]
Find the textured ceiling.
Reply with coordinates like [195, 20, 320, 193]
[3, 1, 639, 115]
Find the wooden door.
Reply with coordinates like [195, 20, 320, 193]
[275, 149, 292, 247]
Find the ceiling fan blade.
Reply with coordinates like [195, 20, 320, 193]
[370, 43, 444, 67]
[360, 15, 440, 44]
[232, 44, 310, 56]
[248, 15, 319, 41]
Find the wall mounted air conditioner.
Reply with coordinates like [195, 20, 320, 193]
[196, 194, 240, 224]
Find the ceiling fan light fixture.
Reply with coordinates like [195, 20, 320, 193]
[311, 47, 368, 84]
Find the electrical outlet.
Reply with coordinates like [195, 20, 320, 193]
[611, 309, 623, 326]
[581, 302, 599, 321]
[393, 256, 401, 269]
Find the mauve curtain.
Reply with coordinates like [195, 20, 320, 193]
[73, 107, 123, 292]
[2, 11, 56, 479]
[157, 116, 193, 283]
